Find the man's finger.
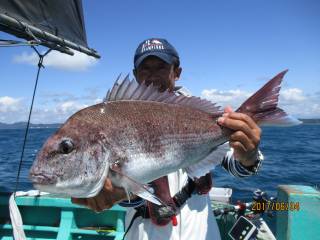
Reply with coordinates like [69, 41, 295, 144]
[71, 198, 87, 206]
[229, 141, 247, 155]
[103, 178, 113, 191]
[224, 106, 233, 113]
[224, 112, 259, 131]
[219, 117, 255, 139]
[87, 198, 101, 212]
[230, 131, 254, 151]
[220, 116, 261, 146]
[95, 192, 112, 211]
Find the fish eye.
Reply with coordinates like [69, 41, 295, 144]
[59, 139, 74, 154]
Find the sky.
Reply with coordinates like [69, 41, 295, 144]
[0, 0, 319, 123]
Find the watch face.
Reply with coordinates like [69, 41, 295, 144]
[228, 216, 258, 240]
[254, 151, 263, 173]
[249, 150, 263, 174]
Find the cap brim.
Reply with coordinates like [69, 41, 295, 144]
[134, 52, 173, 68]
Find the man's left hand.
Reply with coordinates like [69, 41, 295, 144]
[218, 106, 261, 167]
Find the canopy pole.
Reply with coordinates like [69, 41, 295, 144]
[13, 47, 52, 197]
[0, 39, 40, 47]
[0, 13, 100, 58]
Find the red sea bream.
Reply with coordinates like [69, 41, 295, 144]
[29, 70, 300, 204]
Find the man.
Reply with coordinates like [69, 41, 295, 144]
[72, 38, 263, 239]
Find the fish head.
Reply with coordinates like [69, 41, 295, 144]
[29, 114, 111, 198]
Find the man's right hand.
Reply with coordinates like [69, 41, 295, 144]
[71, 178, 127, 212]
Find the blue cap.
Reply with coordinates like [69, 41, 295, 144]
[134, 38, 179, 68]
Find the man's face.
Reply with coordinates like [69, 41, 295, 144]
[134, 56, 182, 92]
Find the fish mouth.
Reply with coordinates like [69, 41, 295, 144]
[29, 173, 58, 185]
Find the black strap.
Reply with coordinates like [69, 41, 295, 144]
[135, 204, 150, 218]
[132, 178, 195, 219]
[173, 177, 195, 208]
[122, 178, 195, 238]
[122, 210, 141, 240]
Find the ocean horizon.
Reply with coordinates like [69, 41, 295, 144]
[0, 124, 318, 200]
[0, 124, 319, 233]
[1, 118, 320, 129]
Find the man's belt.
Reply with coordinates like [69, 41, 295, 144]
[122, 173, 212, 239]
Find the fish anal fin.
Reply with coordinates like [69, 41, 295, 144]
[186, 143, 229, 179]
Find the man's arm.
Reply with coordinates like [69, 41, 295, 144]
[71, 178, 127, 212]
[221, 147, 263, 177]
[218, 106, 263, 177]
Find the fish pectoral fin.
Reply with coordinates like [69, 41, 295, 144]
[186, 143, 229, 178]
[109, 167, 162, 206]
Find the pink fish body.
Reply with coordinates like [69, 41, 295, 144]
[29, 70, 300, 204]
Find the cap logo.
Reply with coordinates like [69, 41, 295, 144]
[141, 39, 165, 53]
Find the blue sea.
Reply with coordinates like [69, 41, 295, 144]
[0, 125, 319, 201]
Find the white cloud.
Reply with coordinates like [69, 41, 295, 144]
[0, 96, 22, 112]
[201, 89, 251, 109]
[13, 50, 97, 71]
[56, 101, 88, 114]
[1, 86, 319, 124]
[0, 96, 28, 123]
[26, 101, 89, 124]
[201, 87, 320, 118]
[281, 88, 306, 102]
[0, 94, 95, 124]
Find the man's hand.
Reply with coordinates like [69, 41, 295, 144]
[218, 106, 261, 167]
[71, 178, 127, 212]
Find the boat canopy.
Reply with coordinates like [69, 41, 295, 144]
[0, 0, 100, 58]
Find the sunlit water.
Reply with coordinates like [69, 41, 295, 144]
[0, 125, 319, 233]
[1, 125, 319, 198]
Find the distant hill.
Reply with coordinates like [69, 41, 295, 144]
[299, 119, 320, 124]
[0, 119, 319, 129]
[0, 122, 61, 129]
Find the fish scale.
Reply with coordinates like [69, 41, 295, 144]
[30, 70, 301, 204]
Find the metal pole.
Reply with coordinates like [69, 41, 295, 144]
[0, 13, 100, 59]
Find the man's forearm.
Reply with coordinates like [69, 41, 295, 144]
[221, 148, 264, 178]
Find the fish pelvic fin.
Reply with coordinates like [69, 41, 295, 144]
[109, 166, 162, 206]
[236, 70, 302, 126]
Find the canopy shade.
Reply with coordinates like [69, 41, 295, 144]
[0, 0, 100, 58]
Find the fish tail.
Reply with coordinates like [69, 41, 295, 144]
[236, 70, 302, 126]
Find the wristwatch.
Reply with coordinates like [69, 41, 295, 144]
[240, 150, 264, 175]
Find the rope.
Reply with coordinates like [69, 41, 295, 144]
[0, 23, 41, 47]
[10, 190, 49, 240]
[0, 39, 40, 47]
[13, 47, 52, 197]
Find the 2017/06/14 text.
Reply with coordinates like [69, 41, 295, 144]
[252, 201, 300, 211]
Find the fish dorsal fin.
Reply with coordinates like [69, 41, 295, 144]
[104, 75, 222, 116]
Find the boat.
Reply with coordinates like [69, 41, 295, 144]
[1, 185, 319, 240]
[0, 191, 126, 240]
[210, 185, 320, 240]
[1, 1, 319, 240]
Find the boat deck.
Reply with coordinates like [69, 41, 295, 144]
[0, 192, 126, 240]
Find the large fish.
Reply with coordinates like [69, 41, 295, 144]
[29, 70, 300, 204]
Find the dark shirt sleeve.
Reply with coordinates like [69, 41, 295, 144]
[221, 146, 264, 178]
